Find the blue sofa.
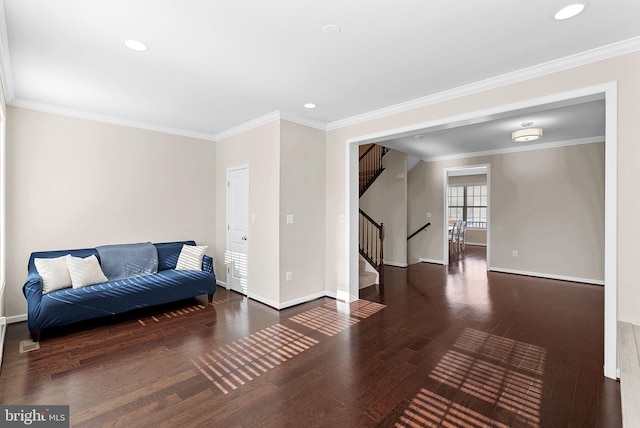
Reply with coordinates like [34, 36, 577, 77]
[23, 240, 216, 340]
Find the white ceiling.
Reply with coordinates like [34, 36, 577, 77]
[1, 0, 639, 140]
[383, 95, 605, 161]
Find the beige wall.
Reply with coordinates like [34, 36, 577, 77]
[5, 107, 216, 317]
[407, 160, 440, 262]
[279, 120, 326, 304]
[359, 149, 407, 266]
[326, 51, 640, 324]
[215, 121, 280, 306]
[406, 144, 605, 281]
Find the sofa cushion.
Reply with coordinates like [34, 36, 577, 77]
[35, 256, 72, 294]
[67, 255, 108, 289]
[176, 245, 208, 271]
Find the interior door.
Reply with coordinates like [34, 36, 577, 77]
[226, 166, 249, 295]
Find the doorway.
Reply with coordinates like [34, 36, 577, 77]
[444, 165, 490, 266]
[346, 83, 617, 379]
[226, 165, 249, 295]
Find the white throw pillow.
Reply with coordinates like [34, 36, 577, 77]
[175, 245, 208, 271]
[66, 255, 109, 288]
[35, 256, 73, 294]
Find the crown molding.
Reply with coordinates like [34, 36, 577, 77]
[213, 111, 280, 141]
[214, 110, 327, 141]
[279, 112, 327, 131]
[327, 36, 640, 131]
[422, 136, 604, 163]
[0, 0, 15, 102]
[10, 99, 217, 141]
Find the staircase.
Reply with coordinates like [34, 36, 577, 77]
[358, 144, 389, 288]
[359, 144, 390, 197]
[359, 260, 377, 289]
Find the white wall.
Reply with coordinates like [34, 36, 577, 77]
[0, 81, 6, 322]
[279, 120, 326, 304]
[359, 149, 407, 266]
[5, 107, 216, 318]
[215, 121, 281, 306]
[325, 51, 640, 325]
[406, 144, 604, 282]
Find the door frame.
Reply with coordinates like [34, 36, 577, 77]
[226, 164, 250, 295]
[443, 164, 490, 266]
[346, 82, 617, 379]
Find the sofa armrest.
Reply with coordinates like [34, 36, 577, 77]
[23, 274, 43, 301]
[23, 274, 44, 332]
[202, 255, 214, 274]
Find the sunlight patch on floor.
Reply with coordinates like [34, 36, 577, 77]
[288, 300, 385, 336]
[397, 388, 511, 428]
[191, 324, 318, 394]
[398, 328, 545, 427]
[453, 328, 546, 376]
[137, 303, 208, 326]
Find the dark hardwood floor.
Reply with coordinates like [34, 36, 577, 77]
[0, 246, 621, 427]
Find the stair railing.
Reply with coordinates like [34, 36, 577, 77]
[359, 209, 384, 286]
[407, 222, 431, 240]
[359, 144, 390, 196]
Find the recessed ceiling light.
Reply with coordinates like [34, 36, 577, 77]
[554, 3, 587, 20]
[123, 39, 149, 52]
[322, 24, 341, 36]
[304, 103, 317, 109]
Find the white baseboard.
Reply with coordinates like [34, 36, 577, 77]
[279, 292, 327, 310]
[325, 290, 338, 299]
[7, 314, 27, 324]
[384, 261, 408, 268]
[336, 289, 356, 303]
[465, 242, 487, 247]
[216, 279, 228, 289]
[488, 267, 604, 285]
[419, 258, 445, 265]
[247, 293, 280, 310]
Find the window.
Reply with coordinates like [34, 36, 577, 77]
[448, 185, 487, 229]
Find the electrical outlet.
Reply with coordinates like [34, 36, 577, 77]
[512, 250, 518, 257]
[286, 215, 294, 224]
[286, 271, 292, 281]
[426, 212, 432, 218]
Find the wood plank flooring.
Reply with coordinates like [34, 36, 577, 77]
[0, 247, 621, 427]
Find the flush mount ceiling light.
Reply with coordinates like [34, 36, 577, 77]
[512, 122, 543, 142]
[554, 3, 587, 20]
[303, 103, 317, 109]
[123, 39, 149, 52]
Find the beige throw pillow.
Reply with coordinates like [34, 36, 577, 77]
[35, 256, 72, 294]
[175, 245, 208, 271]
[66, 255, 109, 288]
